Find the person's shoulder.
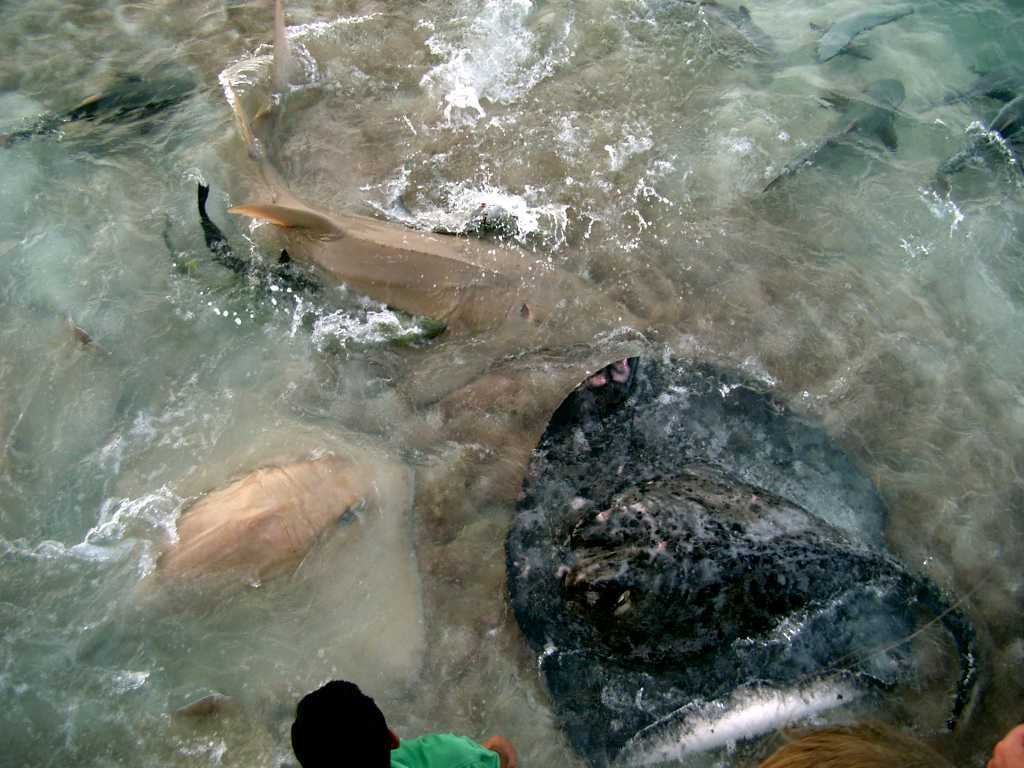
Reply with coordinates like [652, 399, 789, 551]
[391, 733, 499, 768]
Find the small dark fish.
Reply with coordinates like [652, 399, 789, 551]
[171, 693, 237, 720]
[0, 72, 196, 148]
[764, 78, 905, 192]
[66, 316, 94, 348]
[196, 183, 320, 294]
[63, 312, 109, 355]
[814, 5, 914, 63]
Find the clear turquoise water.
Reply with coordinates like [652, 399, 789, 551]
[0, 1, 1022, 766]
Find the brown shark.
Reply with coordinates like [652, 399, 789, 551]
[225, 3, 640, 341]
[153, 1, 645, 591]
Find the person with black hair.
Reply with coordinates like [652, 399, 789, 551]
[291, 680, 518, 768]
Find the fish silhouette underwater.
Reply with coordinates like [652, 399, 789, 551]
[507, 358, 979, 767]
[0, 71, 195, 148]
[813, 5, 914, 63]
[764, 79, 905, 192]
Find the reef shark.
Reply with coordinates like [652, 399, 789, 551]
[764, 78, 905, 192]
[154, 456, 411, 587]
[814, 5, 914, 63]
[217, 2, 639, 342]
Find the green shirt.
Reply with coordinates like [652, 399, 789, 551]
[390, 734, 499, 768]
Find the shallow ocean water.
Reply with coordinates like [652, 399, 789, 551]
[0, 0, 1022, 766]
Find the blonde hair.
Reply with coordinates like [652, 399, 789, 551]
[758, 723, 953, 768]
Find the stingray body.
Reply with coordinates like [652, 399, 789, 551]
[506, 358, 977, 767]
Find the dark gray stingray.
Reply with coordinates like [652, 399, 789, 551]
[764, 78, 905, 192]
[506, 358, 978, 767]
[0, 72, 195, 148]
[937, 94, 1024, 178]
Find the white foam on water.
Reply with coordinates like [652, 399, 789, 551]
[177, 738, 228, 764]
[108, 670, 149, 695]
[605, 132, 655, 172]
[0, 488, 184, 574]
[89, 488, 181, 549]
[419, 0, 574, 126]
[371, 170, 570, 247]
[310, 305, 427, 349]
[286, 13, 382, 41]
[919, 186, 966, 236]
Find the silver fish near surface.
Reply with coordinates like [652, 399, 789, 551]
[615, 678, 863, 767]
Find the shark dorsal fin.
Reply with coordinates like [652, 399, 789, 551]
[229, 202, 341, 235]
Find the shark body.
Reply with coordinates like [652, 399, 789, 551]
[815, 6, 914, 63]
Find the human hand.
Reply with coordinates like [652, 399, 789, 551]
[989, 724, 1024, 768]
[483, 735, 518, 768]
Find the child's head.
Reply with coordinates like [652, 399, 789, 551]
[758, 723, 953, 768]
[291, 680, 398, 768]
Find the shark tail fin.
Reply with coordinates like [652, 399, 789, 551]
[228, 202, 341, 235]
